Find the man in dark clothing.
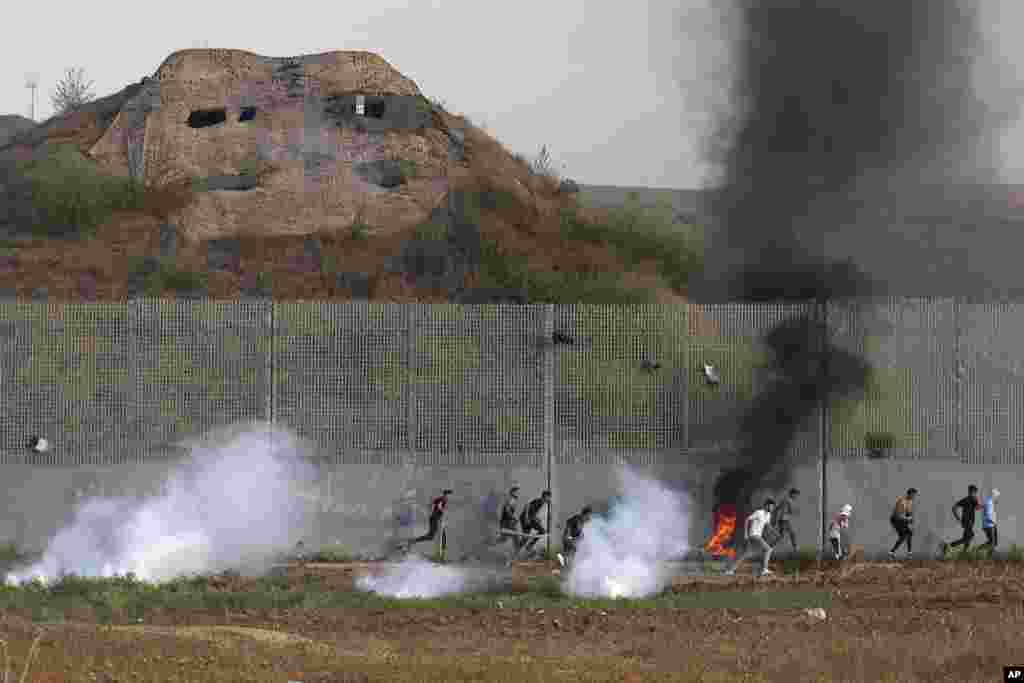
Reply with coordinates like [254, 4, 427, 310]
[407, 489, 452, 550]
[772, 488, 800, 552]
[558, 505, 593, 567]
[942, 485, 981, 556]
[518, 490, 551, 556]
[498, 486, 520, 544]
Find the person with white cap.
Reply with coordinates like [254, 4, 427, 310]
[980, 489, 1000, 553]
[827, 504, 852, 560]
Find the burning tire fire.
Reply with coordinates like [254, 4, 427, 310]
[704, 503, 737, 559]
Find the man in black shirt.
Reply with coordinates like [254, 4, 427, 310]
[942, 484, 980, 556]
[518, 490, 551, 556]
[558, 505, 593, 567]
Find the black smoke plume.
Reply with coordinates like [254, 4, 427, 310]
[694, 0, 1003, 537]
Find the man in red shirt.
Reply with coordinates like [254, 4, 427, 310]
[406, 489, 453, 551]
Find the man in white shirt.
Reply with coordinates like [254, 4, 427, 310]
[723, 498, 776, 577]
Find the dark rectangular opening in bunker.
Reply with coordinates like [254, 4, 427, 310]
[187, 108, 228, 128]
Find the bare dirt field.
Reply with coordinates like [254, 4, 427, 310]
[1, 558, 1023, 681]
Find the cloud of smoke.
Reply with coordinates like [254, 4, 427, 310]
[564, 468, 691, 599]
[683, 0, 1016, 527]
[355, 555, 472, 599]
[6, 422, 317, 585]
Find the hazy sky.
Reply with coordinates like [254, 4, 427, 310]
[1, 1, 1022, 189]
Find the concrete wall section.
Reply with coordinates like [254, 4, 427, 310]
[827, 458, 1020, 558]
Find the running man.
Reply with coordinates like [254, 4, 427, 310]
[772, 488, 800, 552]
[980, 488, 1000, 553]
[558, 505, 593, 568]
[828, 504, 852, 560]
[889, 488, 917, 559]
[406, 489, 452, 551]
[942, 485, 981, 557]
[519, 490, 551, 557]
[723, 499, 776, 577]
[498, 486, 520, 545]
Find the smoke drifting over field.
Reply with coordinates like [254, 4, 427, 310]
[6, 423, 316, 585]
[564, 468, 691, 599]
[688, 0, 1012, 529]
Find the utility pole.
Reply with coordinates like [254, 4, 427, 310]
[25, 72, 39, 121]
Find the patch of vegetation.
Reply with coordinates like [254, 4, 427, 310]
[477, 239, 655, 304]
[1008, 545, 1024, 563]
[396, 159, 419, 179]
[0, 573, 832, 616]
[128, 257, 207, 297]
[13, 143, 150, 239]
[557, 201, 703, 293]
[236, 158, 260, 177]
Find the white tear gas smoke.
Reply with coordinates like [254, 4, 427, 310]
[564, 468, 691, 599]
[6, 422, 317, 585]
[356, 555, 508, 599]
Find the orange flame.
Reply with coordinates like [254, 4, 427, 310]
[705, 504, 737, 559]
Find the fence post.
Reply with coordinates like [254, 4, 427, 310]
[819, 299, 829, 560]
[543, 304, 555, 556]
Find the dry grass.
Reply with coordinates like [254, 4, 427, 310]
[1, 560, 1023, 681]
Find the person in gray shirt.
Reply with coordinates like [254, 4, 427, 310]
[772, 488, 800, 552]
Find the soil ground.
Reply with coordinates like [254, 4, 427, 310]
[1, 559, 1023, 681]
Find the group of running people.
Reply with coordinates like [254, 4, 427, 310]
[724, 484, 1002, 576]
[402, 486, 594, 565]
[401, 482, 1003, 572]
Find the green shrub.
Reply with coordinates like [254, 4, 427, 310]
[557, 205, 702, 293]
[236, 158, 259, 177]
[129, 258, 207, 297]
[1007, 544, 1024, 562]
[396, 159, 418, 179]
[13, 143, 147, 239]
[414, 219, 448, 242]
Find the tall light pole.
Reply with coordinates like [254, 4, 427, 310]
[25, 72, 39, 122]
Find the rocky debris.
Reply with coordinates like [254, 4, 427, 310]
[206, 238, 242, 273]
[447, 127, 466, 162]
[0, 254, 19, 274]
[0, 115, 37, 148]
[392, 190, 483, 294]
[159, 223, 178, 260]
[803, 608, 827, 622]
[292, 237, 323, 274]
[336, 272, 371, 299]
[240, 271, 272, 298]
[353, 159, 405, 189]
[201, 174, 259, 192]
[558, 178, 580, 194]
[77, 270, 99, 301]
[126, 257, 161, 298]
[0, 160, 44, 237]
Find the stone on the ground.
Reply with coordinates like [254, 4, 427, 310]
[336, 272, 371, 299]
[354, 159, 405, 189]
[201, 174, 259, 192]
[206, 238, 242, 273]
[158, 223, 178, 260]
